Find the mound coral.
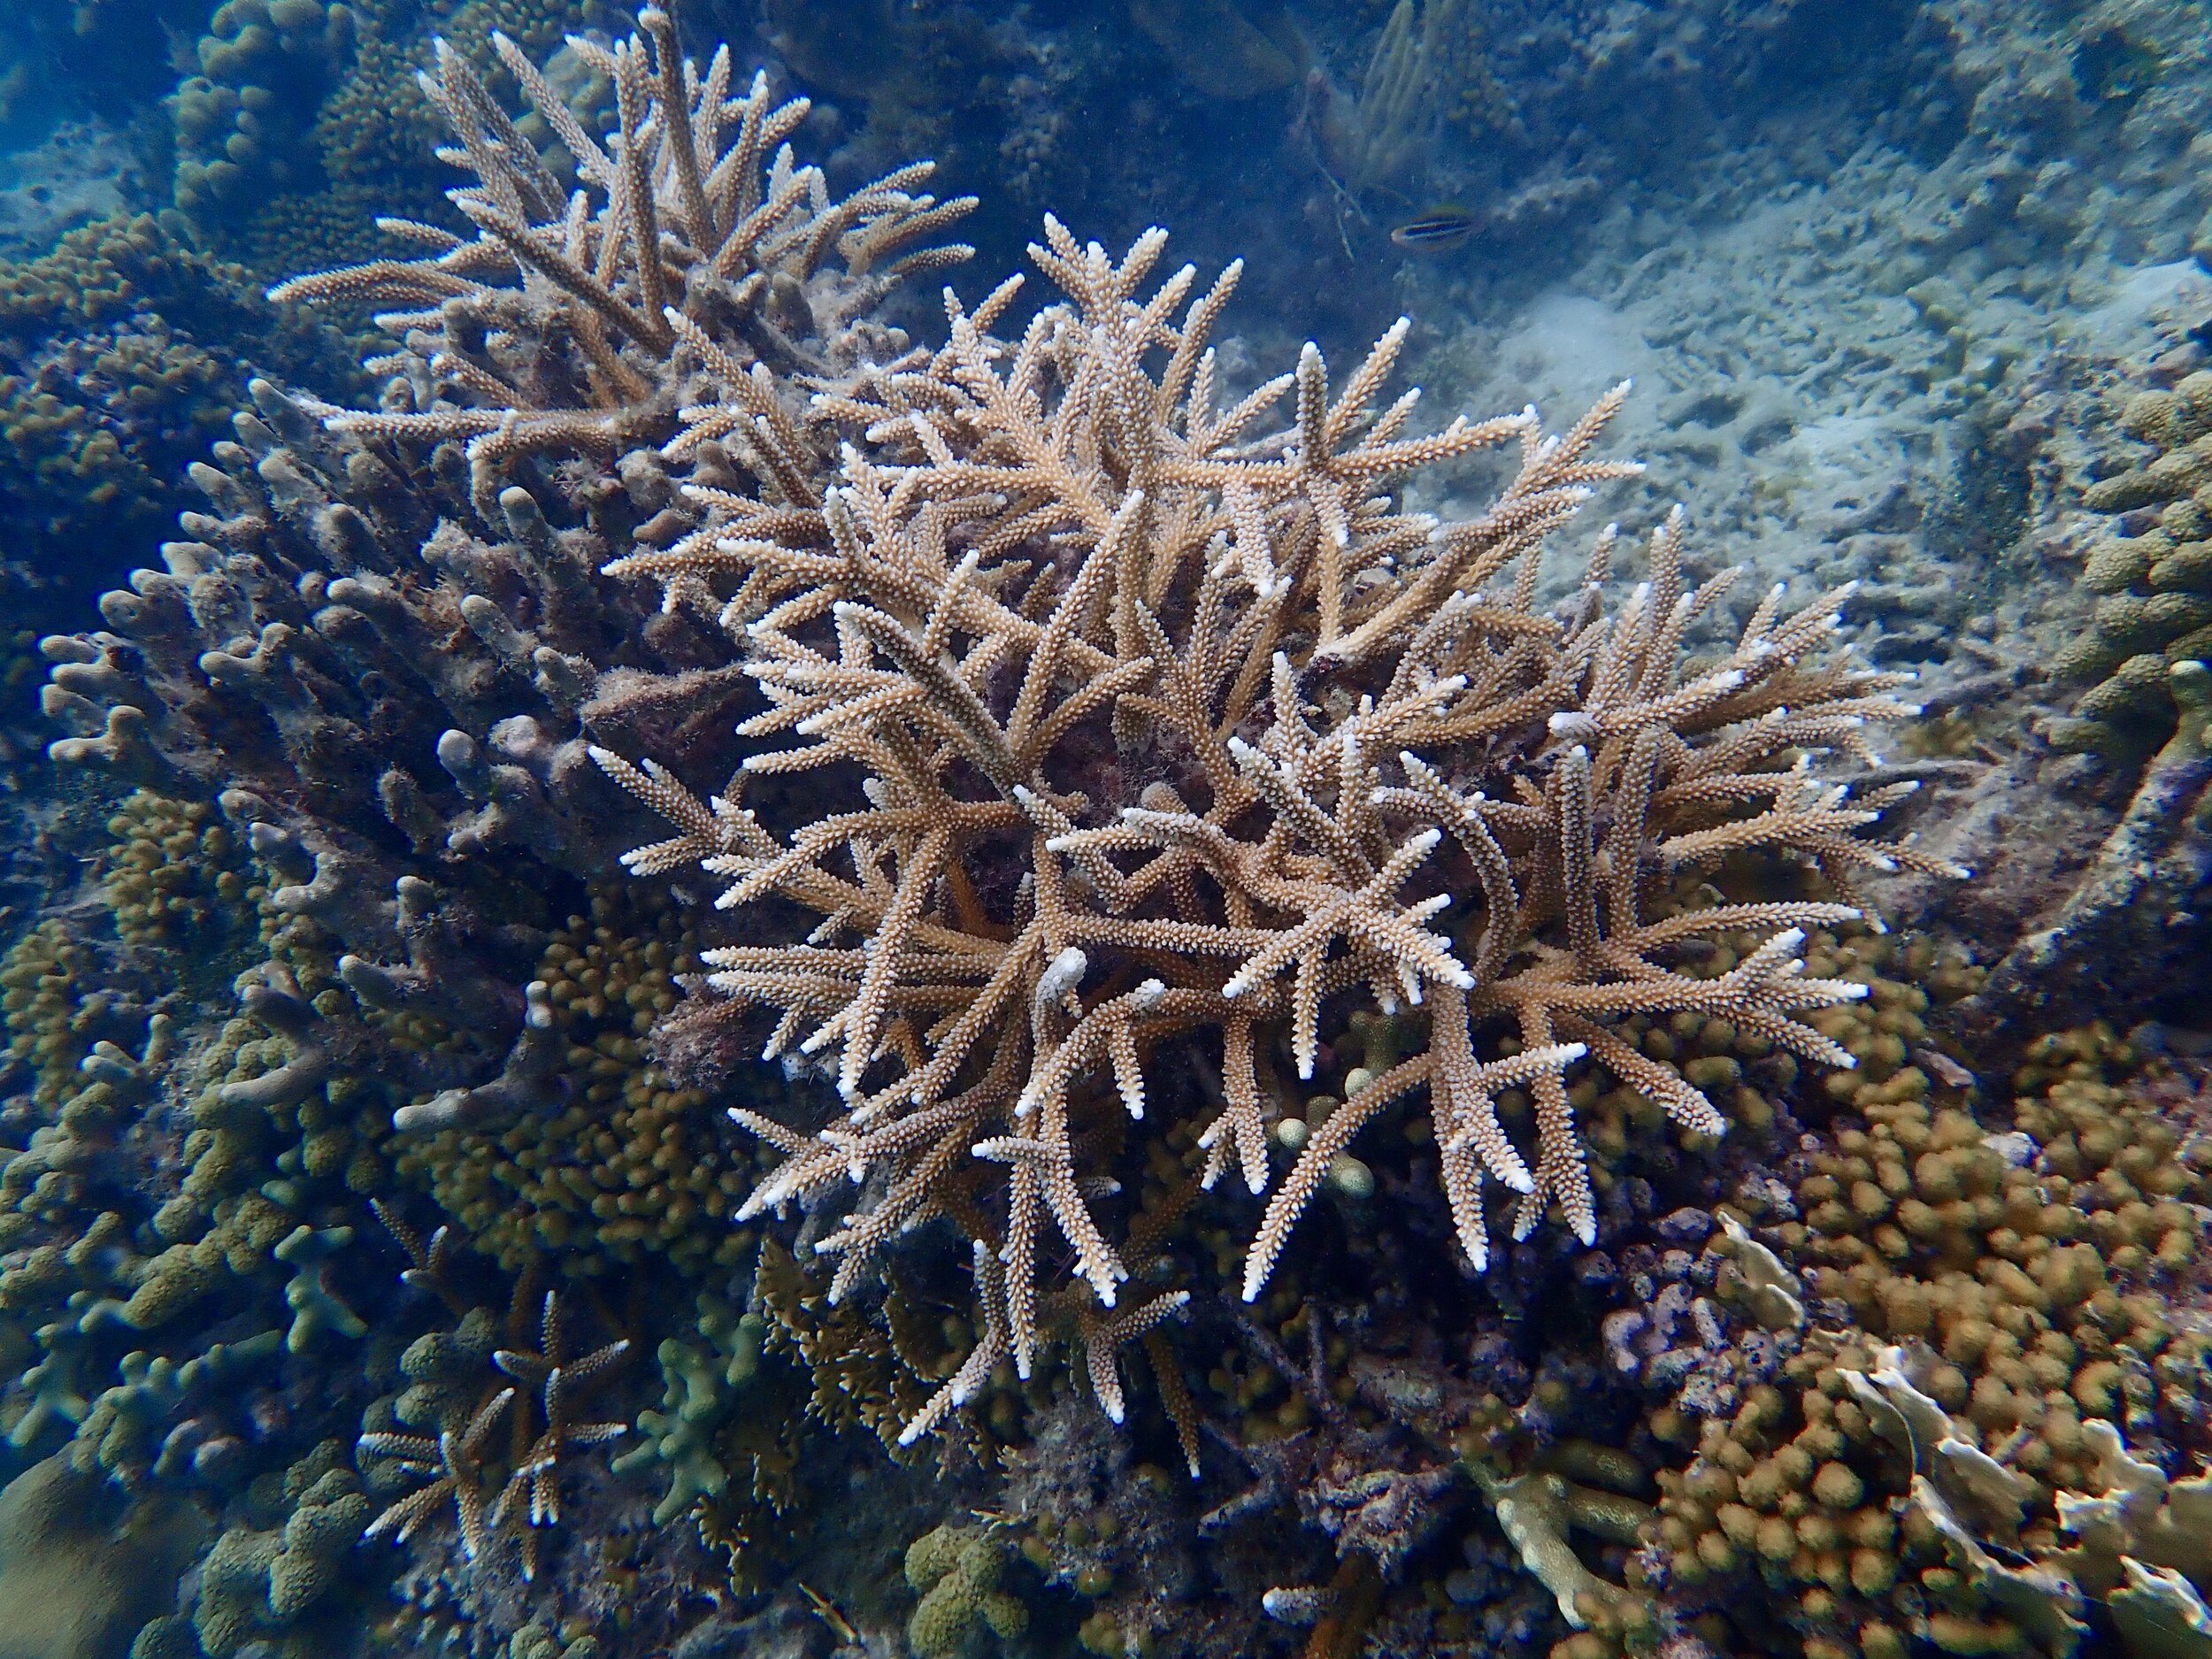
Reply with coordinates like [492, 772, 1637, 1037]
[1650, 1024, 2212, 1659]
[903, 1521, 1032, 1656]
[169, 0, 357, 226]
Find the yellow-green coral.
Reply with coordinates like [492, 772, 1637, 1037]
[389, 888, 749, 1276]
[0, 215, 242, 333]
[905, 1523, 1031, 1657]
[1652, 1024, 2209, 1659]
[2053, 370, 2212, 757]
[96, 792, 261, 953]
[1, 920, 104, 1108]
[191, 1441, 373, 1659]
[610, 1292, 771, 1525]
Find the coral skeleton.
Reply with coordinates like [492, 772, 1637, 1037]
[595, 217, 1962, 1437]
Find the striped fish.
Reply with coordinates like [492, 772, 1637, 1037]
[1390, 204, 1479, 252]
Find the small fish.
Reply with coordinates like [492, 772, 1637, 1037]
[1390, 204, 1479, 252]
[1914, 1046, 1977, 1090]
[798, 1583, 858, 1644]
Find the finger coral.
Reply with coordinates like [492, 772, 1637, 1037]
[597, 212, 1961, 1436]
[2052, 370, 2212, 760]
[1647, 1023, 2212, 1659]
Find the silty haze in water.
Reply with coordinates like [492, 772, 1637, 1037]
[0, 0, 2208, 1655]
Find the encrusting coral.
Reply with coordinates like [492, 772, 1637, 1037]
[592, 213, 1962, 1437]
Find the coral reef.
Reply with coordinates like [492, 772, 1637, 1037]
[13, 19, 987, 1640]
[0, 214, 356, 639]
[7, 4, 2212, 1658]
[38, 12, 977, 1271]
[1647, 1023, 2211, 1659]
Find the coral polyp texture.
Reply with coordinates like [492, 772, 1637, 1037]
[266, 6, 976, 494]
[2052, 369, 2212, 760]
[595, 212, 1962, 1432]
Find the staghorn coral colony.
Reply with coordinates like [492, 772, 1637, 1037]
[0, 4, 2208, 1659]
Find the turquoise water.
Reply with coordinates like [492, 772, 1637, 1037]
[1, 3, 2209, 1656]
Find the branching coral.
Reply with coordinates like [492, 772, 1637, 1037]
[38, 12, 985, 1213]
[596, 214, 1960, 1439]
[360, 1283, 627, 1578]
[269, 5, 974, 507]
